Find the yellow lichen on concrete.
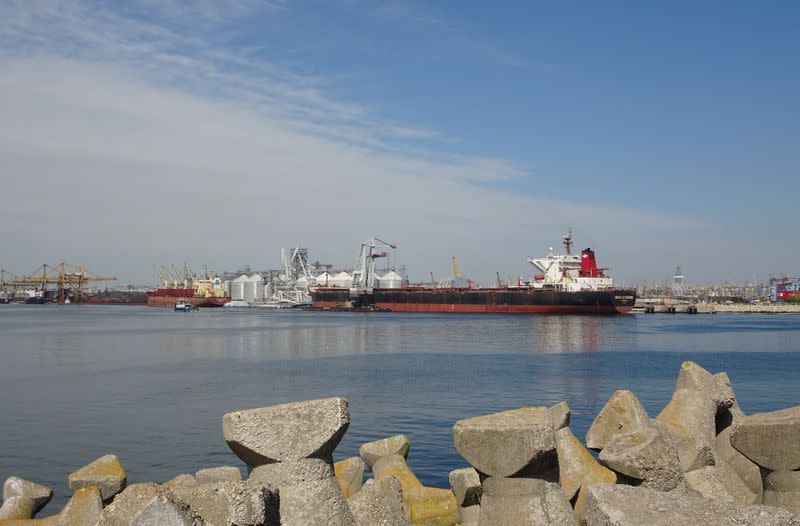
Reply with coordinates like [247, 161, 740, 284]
[405, 487, 459, 526]
[334, 457, 365, 498]
[68, 454, 127, 501]
[372, 455, 458, 526]
[0, 486, 103, 526]
[556, 427, 617, 501]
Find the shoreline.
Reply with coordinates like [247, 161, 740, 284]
[698, 303, 800, 314]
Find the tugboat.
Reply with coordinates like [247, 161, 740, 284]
[174, 300, 199, 312]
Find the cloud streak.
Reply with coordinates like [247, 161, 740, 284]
[0, 1, 696, 284]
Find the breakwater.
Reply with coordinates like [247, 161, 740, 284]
[701, 303, 800, 314]
[3, 361, 800, 525]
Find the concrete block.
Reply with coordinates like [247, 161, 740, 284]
[223, 397, 350, 467]
[249, 458, 356, 526]
[172, 480, 278, 526]
[335, 457, 366, 498]
[598, 425, 683, 492]
[585, 390, 650, 451]
[656, 389, 717, 471]
[0, 477, 53, 519]
[731, 406, 800, 471]
[715, 425, 763, 501]
[555, 426, 616, 501]
[477, 477, 576, 526]
[195, 466, 242, 484]
[584, 483, 798, 526]
[347, 476, 412, 526]
[549, 402, 571, 431]
[453, 407, 556, 477]
[359, 435, 410, 469]
[95, 483, 202, 526]
[68, 453, 127, 502]
[764, 470, 800, 516]
[163, 475, 198, 490]
[448, 468, 481, 508]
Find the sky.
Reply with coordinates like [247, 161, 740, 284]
[1, 1, 798, 286]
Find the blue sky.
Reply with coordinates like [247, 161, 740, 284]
[0, 1, 798, 284]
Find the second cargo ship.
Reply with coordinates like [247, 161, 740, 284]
[311, 232, 636, 314]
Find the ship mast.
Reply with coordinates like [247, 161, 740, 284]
[563, 228, 573, 256]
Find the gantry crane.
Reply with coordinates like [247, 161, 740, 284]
[6, 262, 116, 303]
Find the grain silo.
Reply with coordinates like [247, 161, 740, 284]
[378, 270, 407, 289]
[332, 271, 353, 288]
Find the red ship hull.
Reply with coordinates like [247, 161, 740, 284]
[146, 288, 228, 308]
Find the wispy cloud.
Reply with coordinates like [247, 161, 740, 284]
[0, 1, 695, 283]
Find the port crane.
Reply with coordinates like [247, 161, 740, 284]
[351, 236, 396, 293]
[5, 262, 116, 303]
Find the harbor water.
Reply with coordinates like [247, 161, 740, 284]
[1, 305, 799, 506]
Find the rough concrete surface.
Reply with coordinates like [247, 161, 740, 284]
[730, 406, 800, 471]
[223, 397, 350, 467]
[453, 407, 556, 477]
[347, 476, 412, 526]
[359, 435, 411, 469]
[68, 454, 127, 501]
[584, 483, 800, 526]
[585, 390, 650, 451]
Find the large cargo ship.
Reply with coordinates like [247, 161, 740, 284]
[311, 232, 636, 314]
[146, 268, 229, 308]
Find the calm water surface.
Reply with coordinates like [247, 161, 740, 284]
[1, 305, 799, 506]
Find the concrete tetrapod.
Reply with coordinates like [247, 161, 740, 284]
[585, 390, 650, 451]
[683, 463, 757, 505]
[555, 426, 616, 523]
[715, 425, 763, 501]
[195, 467, 242, 485]
[68, 454, 127, 502]
[584, 483, 800, 526]
[95, 483, 202, 526]
[764, 470, 800, 516]
[164, 475, 199, 490]
[448, 468, 481, 508]
[347, 476, 413, 526]
[453, 407, 556, 478]
[1, 486, 104, 526]
[360, 435, 411, 469]
[335, 457, 366, 498]
[477, 477, 577, 526]
[597, 425, 684, 492]
[171, 480, 278, 526]
[656, 388, 717, 472]
[249, 458, 356, 526]
[0, 477, 53, 520]
[371, 455, 459, 526]
[673, 361, 735, 411]
[548, 402, 571, 431]
[730, 406, 800, 471]
[222, 397, 350, 467]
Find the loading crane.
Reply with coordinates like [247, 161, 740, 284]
[5, 262, 116, 303]
[351, 236, 397, 294]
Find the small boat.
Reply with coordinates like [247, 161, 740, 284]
[223, 300, 250, 308]
[174, 300, 198, 312]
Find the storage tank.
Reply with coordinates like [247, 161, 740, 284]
[378, 270, 407, 289]
[230, 275, 247, 300]
[243, 274, 264, 302]
[332, 271, 352, 288]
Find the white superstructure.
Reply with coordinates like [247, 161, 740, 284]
[527, 230, 614, 291]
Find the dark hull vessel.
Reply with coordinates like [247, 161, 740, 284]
[311, 287, 636, 314]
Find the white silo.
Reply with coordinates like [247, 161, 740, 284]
[231, 275, 247, 300]
[314, 272, 333, 286]
[332, 271, 352, 288]
[244, 274, 264, 302]
[378, 270, 407, 289]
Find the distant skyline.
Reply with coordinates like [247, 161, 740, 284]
[1, 1, 798, 285]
